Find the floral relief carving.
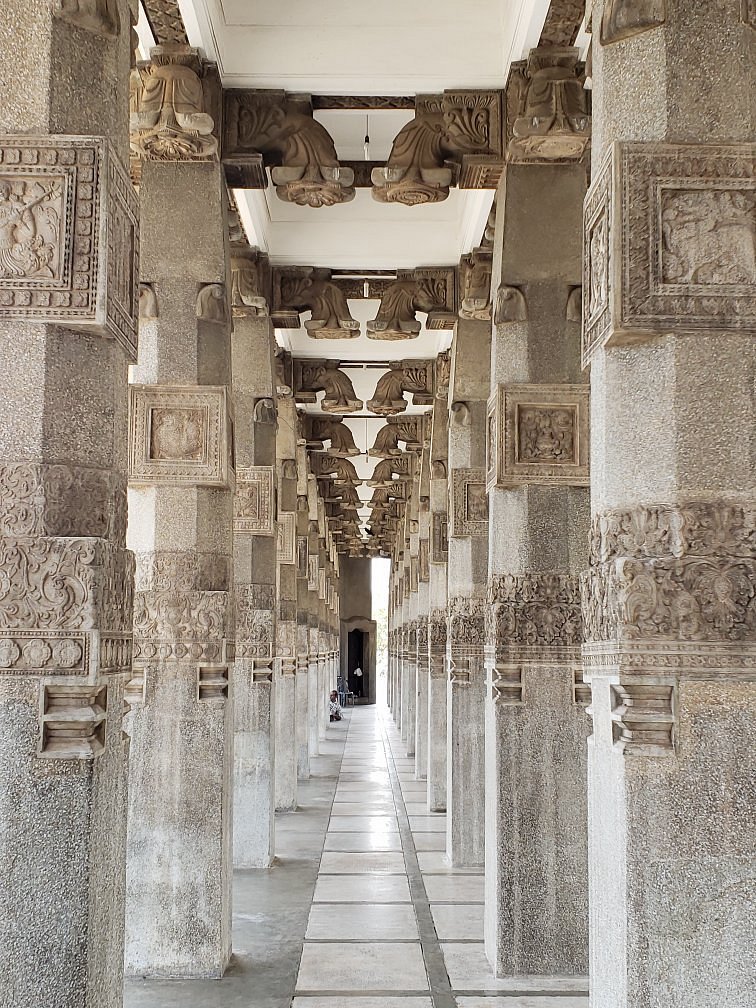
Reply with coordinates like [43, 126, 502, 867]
[0, 463, 127, 542]
[133, 589, 229, 643]
[0, 539, 133, 632]
[487, 573, 582, 655]
[582, 502, 755, 645]
[448, 596, 486, 649]
[0, 630, 88, 676]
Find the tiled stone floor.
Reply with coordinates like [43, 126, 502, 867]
[125, 704, 588, 1008]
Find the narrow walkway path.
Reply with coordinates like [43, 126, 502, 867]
[126, 702, 588, 1007]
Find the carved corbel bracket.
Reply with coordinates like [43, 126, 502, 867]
[493, 285, 528, 324]
[303, 416, 360, 456]
[369, 416, 424, 458]
[311, 454, 362, 487]
[367, 267, 456, 339]
[367, 455, 415, 489]
[459, 248, 493, 320]
[230, 247, 270, 317]
[293, 359, 363, 413]
[366, 360, 434, 416]
[372, 90, 504, 204]
[272, 267, 359, 337]
[223, 90, 355, 206]
[506, 46, 591, 163]
[130, 45, 220, 166]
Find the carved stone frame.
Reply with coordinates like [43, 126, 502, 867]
[489, 383, 589, 488]
[276, 512, 296, 564]
[129, 384, 232, 487]
[451, 468, 488, 537]
[583, 142, 756, 366]
[234, 466, 274, 534]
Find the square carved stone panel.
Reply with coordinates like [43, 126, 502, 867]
[488, 383, 589, 488]
[0, 135, 139, 360]
[451, 468, 488, 537]
[583, 141, 756, 366]
[277, 511, 296, 564]
[234, 466, 274, 534]
[129, 385, 232, 487]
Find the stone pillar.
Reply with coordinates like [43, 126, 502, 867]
[414, 508, 431, 780]
[295, 456, 311, 779]
[582, 6, 755, 1007]
[274, 398, 298, 811]
[306, 506, 321, 757]
[427, 404, 449, 810]
[0, 4, 136, 1004]
[126, 46, 233, 979]
[446, 319, 490, 867]
[229, 305, 276, 870]
[484, 46, 591, 979]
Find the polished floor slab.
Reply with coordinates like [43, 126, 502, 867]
[297, 942, 429, 992]
[305, 903, 419, 941]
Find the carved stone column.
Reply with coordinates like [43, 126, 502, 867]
[427, 410, 449, 810]
[0, 4, 136, 1004]
[295, 463, 311, 779]
[446, 318, 490, 867]
[229, 307, 277, 870]
[484, 60, 591, 976]
[582, 6, 755, 1007]
[274, 397, 298, 812]
[126, 46, 233, 978]
[306, 505, 321, 758]
[414, 509, 431, 781]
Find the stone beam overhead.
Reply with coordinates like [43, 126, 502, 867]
[222, 90, 355, 205]
[372, 90, 506, 204]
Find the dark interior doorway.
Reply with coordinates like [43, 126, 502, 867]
[347, 629, 367, 701]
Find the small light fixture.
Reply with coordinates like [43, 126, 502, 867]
[363, 114, 370, 161]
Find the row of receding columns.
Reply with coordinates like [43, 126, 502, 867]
[387, 5, 755, 1006]
[0, 12, 345, 1001]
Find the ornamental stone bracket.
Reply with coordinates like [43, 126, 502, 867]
[272, 267, 359, 337]
[0, 135, 139, 361]
[583, 142, 756, 367]
[129, 385, 233, 488]
[367, 455, 415, 489]
[599, 0, 666, 45]
[505, 46, 591, 163]
[372, 90, 505, 204]
[367, 361, 435, 416]
[230, 246, 270, 317]
[130, 45, 221, 166]
[366, 268, 457, 339]
[487, 384, 590, 490]
[223, 89, 355, 206]
[459, 249, 493, 320]
[293, 360, 363, 413]
[303, 416, 360, 456]
[369, 416, 425, 458]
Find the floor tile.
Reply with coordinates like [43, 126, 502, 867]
[319, 851, 406, 874]
[457, 999, 588, 1007]
[313, 875, 411, 903]
[423, 875, 485, 903]
[297, 942, 428, 991]
[441, 944, 588, 993]
[331, 802, 397, 815]
[417, 852, 483, 874]
[305, 903, 418, 940]
[411, 833, 446, 851]
[430, 903, 484, 940]
[324, 832, 403, 853]
[293, 997, 433, 1007]
[409, 815, 447, 832]
[328, 816, 398, 833]
[404, 802, 429, 815]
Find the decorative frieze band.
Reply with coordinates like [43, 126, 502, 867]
[133, 589, 231, 662]
[447, 596, 486, 654]
[486, 572, 582, 663]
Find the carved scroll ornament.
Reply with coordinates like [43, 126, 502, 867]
[224, 91, 355, 206]
[305, 417, 360, 456]
[130, 45, 219, 162]
[370, 417, 423, 457]
[367, 456, 414, 489]
[506, 47, 591, 162]
[367, 274, 454, 340]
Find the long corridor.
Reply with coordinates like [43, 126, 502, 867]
[126, 703, 589, 1008]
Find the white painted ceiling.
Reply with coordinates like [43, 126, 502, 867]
[163, 0, 553, 545]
